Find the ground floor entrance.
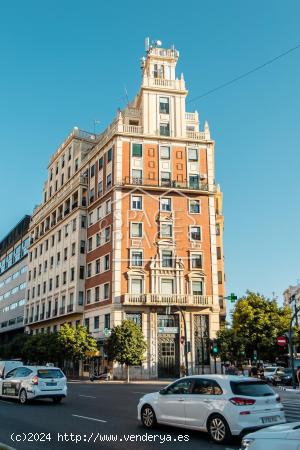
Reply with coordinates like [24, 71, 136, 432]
[157, 314, 180, 378]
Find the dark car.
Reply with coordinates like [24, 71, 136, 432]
[272, 368, 296, 386]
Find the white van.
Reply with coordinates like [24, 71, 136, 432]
[0, 361, 23, 378]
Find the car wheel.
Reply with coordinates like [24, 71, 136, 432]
[207, 414, 232, 444]
[19, 389, 27, 405]
[141, 405, 157, 429]
[53, 397, 62, 404]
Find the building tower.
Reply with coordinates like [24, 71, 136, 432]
[25, 40, 225, 378]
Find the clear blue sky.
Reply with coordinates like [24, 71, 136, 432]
[1, 0, 300, 306]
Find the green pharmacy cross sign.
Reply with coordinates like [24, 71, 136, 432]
[225, 293, 237, 303]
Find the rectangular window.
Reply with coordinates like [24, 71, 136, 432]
[160, 197, 171, 211]
[131, 250, 143, 267]
[95, 286, 100, 302]
[217, 247, 222, 260]
[98, 180, 103, 196]
[104, 254, 110, 270]
[70, 267, 75, 281]
[87, 263, 92, 277]
[131, 278, 143, 294]
[104, 313, 110, 329]
[80, 240, 85, 254]
[107, 148, 112, 162]
[161, 279, 174, 294]
[72, 218, 76, 231]
[159, 97, 169, 114]
[94, 316, 100, 330]
[106, 199, 111, 215]
[160, 123, 170, 136]
[84, 318, 90, 332]
[160, 171, 171, 187]
[78, 291, 84, 305]
[131, 222, 142, 238]
[106, 173, 112, 189]
[160, 146, 170, 159]
[90, 164, 95, 177]
[192, 280, 203, 295]
[79, 266, 85, 279]
[191, 253, 202, 269]
[95, 259, 100, 274]
[218, 271, 223, 284]
[132, 143, 142, 157]
[160, 223, 172, 238]
[162, 250, 173, 268]
[86, 290, 91, 304]
[188, 148, 198, 161]
[98, 157, 103, 170]
[81, 216, 87, 228]
[189, 174, 199, 189]
[104, 283, 110, 299]
[88, 237, 93, 252]
[104, 227, 110, 243]
[131, 195, 142, 210]
[89, 188, 95, 203]
[190, 226, 201, 241]
[64, 248, 68, 261]
[96, 233, 100, 247]
[189, 199, 200, 214]
[71, 242, 76, 256]
[132, 169, 142, 184]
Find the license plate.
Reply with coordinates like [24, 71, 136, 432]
[262, 415, 279, 424]
[46, 382, 57, 386]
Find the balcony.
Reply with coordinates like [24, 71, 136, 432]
[123, 294, 213, 307]
[67, 304, 74, 312]
[59, 307, 65, 315]
[120, 177, 212, 192]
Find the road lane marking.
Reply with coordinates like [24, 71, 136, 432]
[132, 392, 149, 394]
[72, 414, 107, 423]
[79, 395, 97, 398]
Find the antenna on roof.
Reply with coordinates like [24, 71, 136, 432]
[124, 85, 129, 105]
[145, 37, 150, 52]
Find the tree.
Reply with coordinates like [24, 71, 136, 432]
[57, 324, 98, 361]
[231, 291, 291, 361]
[216, 327, 246, 364]
[23, 333, 60, 364]
[106, 320, 147, 382]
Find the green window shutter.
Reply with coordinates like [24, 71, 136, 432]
[132, 143, 142, 157]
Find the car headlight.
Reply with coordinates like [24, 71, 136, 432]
[240, 438, 255, 450]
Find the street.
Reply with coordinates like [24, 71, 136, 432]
[0, 382, 241, 450]
[0, 383, 300, 450]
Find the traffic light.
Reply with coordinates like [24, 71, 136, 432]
[210, 339, 219, 356]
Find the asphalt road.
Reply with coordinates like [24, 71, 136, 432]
[0, 382, 240, 450]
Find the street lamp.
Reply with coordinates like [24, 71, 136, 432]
[289, 305, 300, 389]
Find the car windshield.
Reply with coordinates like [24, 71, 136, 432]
[37, 369, 64, 379]
[264, 368, 275, 373]
[230, 381, 275, 397]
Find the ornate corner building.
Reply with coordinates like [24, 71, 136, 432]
[25, 41, 225, 378]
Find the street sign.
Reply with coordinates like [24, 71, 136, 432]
[277, 335, 287, 347]
[103, 328, 111, 337]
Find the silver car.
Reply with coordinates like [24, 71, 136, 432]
[0, 365, 67, 404]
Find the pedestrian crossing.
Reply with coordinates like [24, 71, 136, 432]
[282, 399, 300, 422]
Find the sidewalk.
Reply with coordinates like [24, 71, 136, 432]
[68, 379, 172, 384]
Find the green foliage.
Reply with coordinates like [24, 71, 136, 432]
[0, 333, 29, 360]
[23, 333, 60, 364]
[216, 327, 246, 362]
[56, 324, 98, 361]
[106, 320, 147, 368]
[218, 291, 291, 362]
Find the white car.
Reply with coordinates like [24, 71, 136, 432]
[263, 367, 285, 382]
[0, 366, 67, 404]
[241, 422, 300, 450]
[137, 375, 286, 444]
